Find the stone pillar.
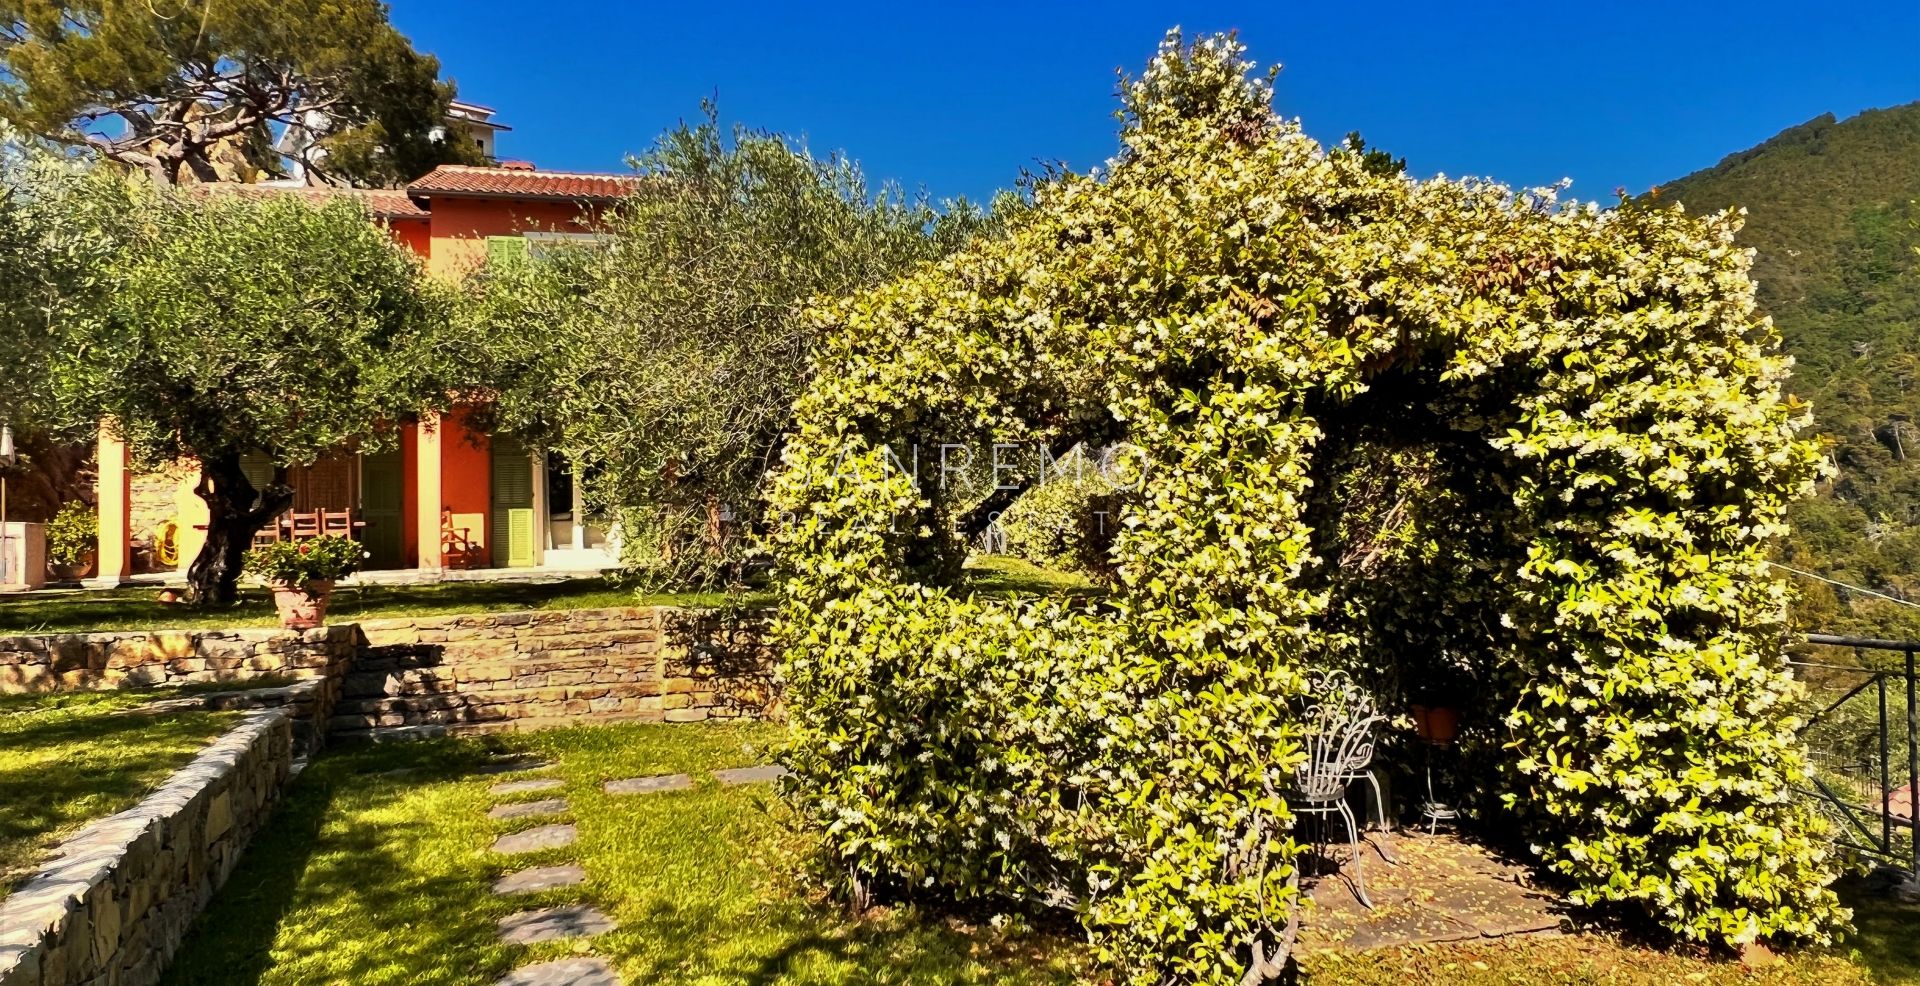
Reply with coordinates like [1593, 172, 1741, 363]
[415, 413, 443, 572]
[88, 422, 133, 587]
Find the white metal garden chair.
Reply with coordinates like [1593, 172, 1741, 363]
[1292, 691, 1383, 908]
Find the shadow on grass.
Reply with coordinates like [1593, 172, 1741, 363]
[161, 742, 525, 986]
[0, 576, 739, 636]
[1836, 876, 1920, 985]
[0, 706, 235, 892]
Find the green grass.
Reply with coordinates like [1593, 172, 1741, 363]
[961, 555, 1102, 598]
[1298, 932, 1884, 986]
[1, 690, 239, 893]
[163, 721, 1082, 986]
[0, 558, 1094, 637]
[1295, 878, 1920, 986]
[157, 717, 1920, 985]
[0, 578, 745, 635]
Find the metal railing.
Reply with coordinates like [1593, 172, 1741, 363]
[1790, 633, 1919, 880]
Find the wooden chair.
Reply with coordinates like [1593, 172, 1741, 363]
[289, 510, 322, 540]
[250, 517, 283, 550]
[440, 507, 480, 569]
[321, 508, 354, 538]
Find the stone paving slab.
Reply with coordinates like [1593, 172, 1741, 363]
[497, 904, 617, 945]
[492, 777, 564, 796]
[713, 765, 788, 786]
[495, 957, 621, 986]
[493, 864, 588, 896]
[491, 824, 577, 855]
[603, 773, 692, 795]
[489, 798, 569, 821]
[1299, 832, 1565, 954]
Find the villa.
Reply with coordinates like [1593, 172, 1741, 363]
[91, 132, 643, 584]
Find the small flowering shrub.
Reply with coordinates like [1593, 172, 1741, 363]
[243, 535, 363, 585]
[768, 30, 1844, 986]
[44, 501, 98, 569]
[997, 447, 1122, 578]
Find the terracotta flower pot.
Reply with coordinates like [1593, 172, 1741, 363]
[1411, 703, 1460, 745]
[271, 579, 335, 629]
[48, 550, 97, 583]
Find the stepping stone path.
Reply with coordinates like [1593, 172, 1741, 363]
[489, 798, 569, 821]
[603, 773, 692, 795]
[491, 823, 577, 855]
[497, 904, 618, 944]
[492, 777, 564, 796]
[494, 958, 620, 986]
[494, 863, 587, 896]
[486, 766, 621, 985]
[713, 765, 788, 786]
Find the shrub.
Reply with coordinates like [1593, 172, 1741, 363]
[768, 29, 1844, 986]
[44, 501, 97, 568]
[996, 447, 1122, 578]
[243, 536, 364, 585]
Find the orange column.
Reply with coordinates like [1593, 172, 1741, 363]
[414, 413, 444, 572]
[91, 422, 132, 586]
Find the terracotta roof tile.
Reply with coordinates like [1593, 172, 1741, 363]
[406, 165, 642, 202]
[206, 183, 429, 220]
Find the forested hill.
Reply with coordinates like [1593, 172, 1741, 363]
[1654, 102, 1920, 635]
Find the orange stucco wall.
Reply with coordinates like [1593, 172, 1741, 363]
[424, 197, 601, 278]
[440, 408, 493, 553]
[388, 216, 432, 260]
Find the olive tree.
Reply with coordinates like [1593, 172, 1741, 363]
[458, 108, 993, 586]
[56, 190, 448, 603]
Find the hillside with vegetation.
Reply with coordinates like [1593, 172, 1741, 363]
[1655, 102, 1920, 636]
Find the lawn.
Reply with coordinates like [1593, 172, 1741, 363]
[0, 689, 240, 893]
[158, 718, 1920, 986]
[0, 577, 742, 636]
[0, 557, 1091, 637]
[162, 721, 1084, 986]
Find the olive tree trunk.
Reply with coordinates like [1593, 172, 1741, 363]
[185, 452, 292, 606]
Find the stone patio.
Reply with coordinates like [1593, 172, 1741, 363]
[1296, 830, 1566, 954]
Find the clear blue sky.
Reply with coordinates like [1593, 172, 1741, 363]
[390, 1, 1920, 207]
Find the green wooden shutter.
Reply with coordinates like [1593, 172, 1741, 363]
[490, 434, 535, 567]
[360, 449, 404, 569]
[485, 235, 529, 267]
[506, 509, 536, 567]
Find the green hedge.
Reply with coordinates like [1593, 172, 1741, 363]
[768, 30, 1844, 986]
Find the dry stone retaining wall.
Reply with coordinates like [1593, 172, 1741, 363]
[0, 626, 355, 752]
[0, 710, 293, 986]
[332, 607, 775, 740]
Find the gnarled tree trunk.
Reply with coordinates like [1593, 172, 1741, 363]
[185, 452, 293, 606]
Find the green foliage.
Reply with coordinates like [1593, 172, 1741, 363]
[0, 0, 482, 185]
[37, 183, 450, 603]
[769, 29, 1845, 984]
[55, 188, 447, 469]
[243, 534, 364, 584]
[0, 129, 135, 430]
[1652, 104, 1920, 636]
[996, 447, 1121, 577]
[453, 107, 993, 587]
[43, 499, 96, 567]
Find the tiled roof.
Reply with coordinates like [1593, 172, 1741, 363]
[207, 183, 429, 220]
[406, 165, 642, 202]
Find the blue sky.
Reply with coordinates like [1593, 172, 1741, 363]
[390, 1, 1920, 207]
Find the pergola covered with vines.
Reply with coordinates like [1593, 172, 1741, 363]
[767, 33, 1844, 986]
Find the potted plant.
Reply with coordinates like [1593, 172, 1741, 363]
[1406, 652, 1476, 746]
[44, 501, 98, 581]
[244, 535, 365, 629]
